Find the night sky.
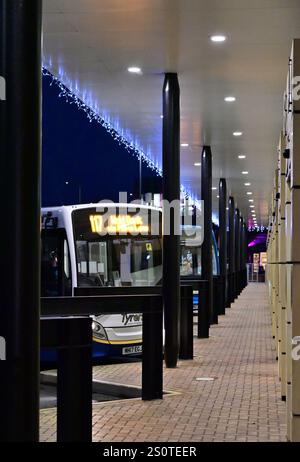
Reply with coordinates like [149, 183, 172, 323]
[42, 73, 159, 207]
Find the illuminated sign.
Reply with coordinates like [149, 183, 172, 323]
[89, 214, 149, 235]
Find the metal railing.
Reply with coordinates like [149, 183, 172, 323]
[41, 287, 163, 442]
[180, 277, 210, 338]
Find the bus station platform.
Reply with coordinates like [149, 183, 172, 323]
[40, 283, 286, 443]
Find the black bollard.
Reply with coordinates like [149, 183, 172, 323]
[179, 285, 194, 360]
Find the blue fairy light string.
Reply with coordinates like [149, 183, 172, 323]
[42, 67, 198, 205]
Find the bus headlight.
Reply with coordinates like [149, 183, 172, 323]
[92, 320, 107, 341]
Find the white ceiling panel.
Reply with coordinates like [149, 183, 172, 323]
[43, 0, 300, 226]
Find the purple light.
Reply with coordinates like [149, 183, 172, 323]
[248, 234, 267, 248]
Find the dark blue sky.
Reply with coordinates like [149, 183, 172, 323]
[42, 73, 160, 207]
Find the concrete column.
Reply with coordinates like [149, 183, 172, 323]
[278, 132, 288, 402]
[284, 39, 300, 441]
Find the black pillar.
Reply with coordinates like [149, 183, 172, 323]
[234, 209, 241, 298]
[219, 179, 227, 315]
[239, 216, 244, 292]
[201, 146, 214, 326]
[0, 0, 42, 442]
[228, 197, 235, 305]
[162, 73, 180, 368]
[243, 222, 248, 288]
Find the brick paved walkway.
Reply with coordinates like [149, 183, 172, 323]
[40, 283, 287, 442]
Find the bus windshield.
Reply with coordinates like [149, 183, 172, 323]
[73, 208, 162, 287]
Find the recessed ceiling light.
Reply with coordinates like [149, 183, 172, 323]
[217, 195, 220, 199]
[249, 199, 254, 203]
[238, 155, 246, 159]
[247, 192, 253, 195]
[242, 171, 249, 175]
[210, 35, 227, 43]
[181, 143, 189, 147]
[233, 131, 243, 137]
[128, 66, 142, 74]
[225, 96, 236, 102]
[212, 187, 217, 191]
[160, 115, 164, 119]
[245, 183, 251, 186]
[250, 205, 255, 208]
[194, 163, 201, 167]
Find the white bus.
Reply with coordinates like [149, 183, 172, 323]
[41, 202, 219, 360]
[41, 203, 162, 359]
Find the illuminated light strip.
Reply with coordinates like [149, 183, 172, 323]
[42, 67, 199, 206]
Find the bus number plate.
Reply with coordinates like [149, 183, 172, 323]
[122, 345, 142, 355]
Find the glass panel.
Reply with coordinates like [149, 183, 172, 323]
[180, 245, 201, 276]
[212, 244, 218, 276]
[64, 239, 70, 279]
